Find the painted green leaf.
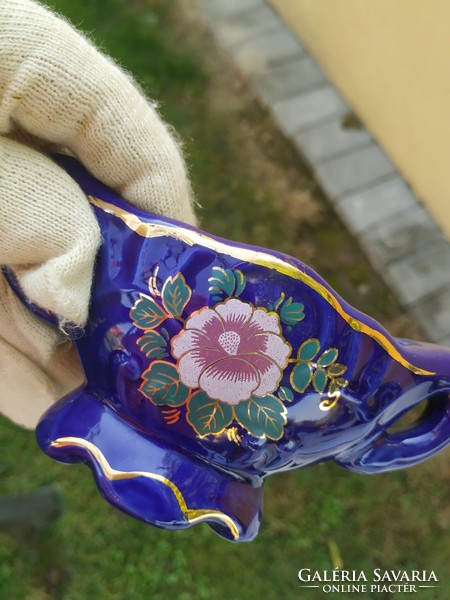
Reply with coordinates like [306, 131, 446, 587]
[208, 267, 235, 296]
[160, 327, 170, 341]
[140, 361, 190, 406]
[161, 273, 191, 318]
[278, 386, 294, 403]
[187, 392, 233, 436]
[317, 348, 339, 367]
[137, 331, 168, 359]
[279, 296, 305, 325]
[328, 379, 340, 397]
[336, 377, 348, 388]
[234, 270, 246, 296]
[297, 338, 320, 362]
[290, 361, 312, 393]
[234, 395, 286, 440]
[273, 293, 285, 312]
[327, 363, 347, 377]
[312, 368, 327, 393]
[208, 267, 246, 298]
[130, 294, 167, 330]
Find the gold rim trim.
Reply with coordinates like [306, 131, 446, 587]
[51, 436, 240, 540]
[89, 196, 434, 377]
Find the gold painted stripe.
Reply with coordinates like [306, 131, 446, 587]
[89, 196, 434, 377]
[51, 436, 240, 540]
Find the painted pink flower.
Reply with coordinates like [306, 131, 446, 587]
[171, 298, 291, 404]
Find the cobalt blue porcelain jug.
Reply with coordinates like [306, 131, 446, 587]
[5, 154, 450, 542]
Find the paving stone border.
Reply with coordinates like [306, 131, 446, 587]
[197, 0, 450, 345]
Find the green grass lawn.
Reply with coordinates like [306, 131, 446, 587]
[1, 1, 449, 598]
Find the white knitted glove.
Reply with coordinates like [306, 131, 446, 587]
[0, 0, 197, 428]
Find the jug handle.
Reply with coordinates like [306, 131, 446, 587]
[336, 389, 450, 473]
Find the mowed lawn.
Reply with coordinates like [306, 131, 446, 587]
[1, 1, 448, 599]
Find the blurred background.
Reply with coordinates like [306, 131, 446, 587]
[0, 1, 448, 598]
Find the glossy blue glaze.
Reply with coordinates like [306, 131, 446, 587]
[6, 155, 450, 542]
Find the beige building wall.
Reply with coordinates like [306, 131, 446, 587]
[269, 0, 450, 240]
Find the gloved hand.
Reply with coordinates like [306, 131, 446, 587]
[0, 0, 197, 428]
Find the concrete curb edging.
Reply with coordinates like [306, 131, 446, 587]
[196, 0, 450, 346]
